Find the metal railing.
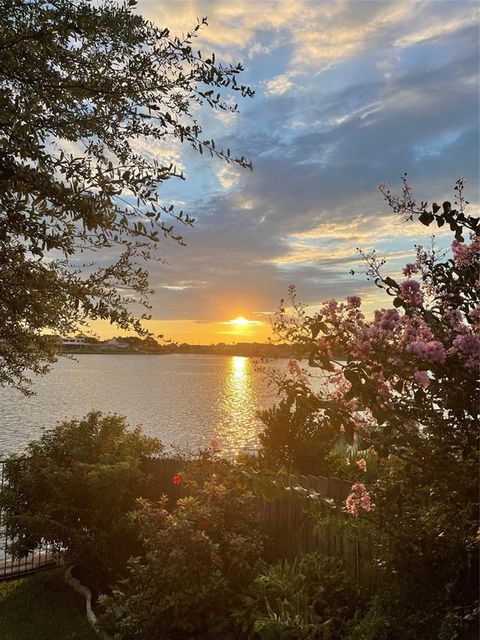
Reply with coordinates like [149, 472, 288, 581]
[0, 460, 63, 580]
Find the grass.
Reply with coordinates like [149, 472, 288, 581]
[0, 569, 97, 640]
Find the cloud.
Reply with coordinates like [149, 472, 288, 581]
[265, 73, 294, 96]
[121, 0, 480, 341]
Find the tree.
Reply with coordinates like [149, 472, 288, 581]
[268, 178, 479, 637]
[0, 411, 162, 585]
[0, 0, 254, 392]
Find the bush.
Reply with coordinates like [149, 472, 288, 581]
[258, 386, 343, 476]
[99, 470, 265, 640]
[236, 553, 359, 640]
[0, 411, 161, 584]
[347, 586, 479, 640]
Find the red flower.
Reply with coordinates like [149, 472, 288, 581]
[172, 474, 181, 486]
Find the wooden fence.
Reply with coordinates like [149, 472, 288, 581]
[142, 458, 377, 587]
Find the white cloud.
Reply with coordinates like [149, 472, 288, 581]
[265, 73, 294, 96]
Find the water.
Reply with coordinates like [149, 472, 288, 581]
[0, 354, 286, 458]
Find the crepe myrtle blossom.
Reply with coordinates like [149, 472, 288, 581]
[406, 340, 446, 364]
[445, 309, 467, 332]
[403, 262, 419, 277]
[451, 333, 480, 370]
[451, 235, 480, 267]
[414, 370, 430, 388]
[345, 482, 373, 517]
[468, 305, 480, 325]
[347, 295, 362, 308]
[287, 358, 302, 376]
[287, 358, 308, 384]
[399, 279, 424, 306]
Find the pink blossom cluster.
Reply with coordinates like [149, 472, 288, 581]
[375, 308, 401, 331]
[398, 279, 424, 306]
[351, 411, 373, 437]
[316, 337, 334, 360]
[347, 295, 362, 308]
[287, 237, 478, 430]
[403, 262, 419, 277]
[445, 309, 466, 331]
[451, 236, 480, 267]
[406, 339, 446, 364]
[287, 358, 302, 376]
[468, 305, 480, 326]
[414, 370, 430, 388]
[328, 372, 352, 400]
[451, 333, 480, 370]
[287, 358, 308, 384]
[356, 458, 367, 472]
[345, 482, 373, 517]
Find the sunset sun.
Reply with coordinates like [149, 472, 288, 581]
[225, 316, 263, 330]
[231, 316, 251, 327]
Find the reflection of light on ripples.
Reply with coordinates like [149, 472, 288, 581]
[215, 356, 261, 453]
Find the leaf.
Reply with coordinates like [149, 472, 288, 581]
[419, 211, 434, 226]
[383, 276, 398, 288]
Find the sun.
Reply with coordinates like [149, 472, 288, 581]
[231, 316, 251, 327]
[223, 316, 263, 333]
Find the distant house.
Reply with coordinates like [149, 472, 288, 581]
[61, 337, 88, 347]
[103, 339, 129, 349]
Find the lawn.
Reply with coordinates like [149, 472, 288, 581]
[0, 569, 97, 640]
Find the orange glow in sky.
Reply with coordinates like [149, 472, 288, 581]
[88, 316, 272, 344]
[225, 316, 262, 328]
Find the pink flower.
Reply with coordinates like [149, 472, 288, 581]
[468, 305, 480, 319]
[445, 309, 465, 331]
[399, 279, 423, 306]
[403, 263, 419, 277]
[414, 370, 430, 388]
[287, 358, 302, 376]
[287, 358, 308, 384]
[347, 295, 361, 308]
[378, 309, 401, 331]
[451, 239, 471, 266]
[407, 340, 446, 364]
[356, 458, 367, 472]
[425, 341, 446, 363]
[451, 333, 480, 369]
[208, 437, 221, 452]
[345, 483, 373, 517]
[451, 236, 479, 267]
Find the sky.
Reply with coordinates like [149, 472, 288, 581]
[94, 0, 479, 343]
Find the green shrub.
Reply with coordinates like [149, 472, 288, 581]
[99, 471, 265, 640]
[258, 389, 342, 476]
[0, 411, 161, 584]
[347, 586, 479, 640]
[236, 553, 360, 639]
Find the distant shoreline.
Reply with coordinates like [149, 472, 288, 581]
[60, 348, 291, 358]
[60, 346, 346, 359]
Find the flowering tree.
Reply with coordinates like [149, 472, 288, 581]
[267, 178, 479, 636]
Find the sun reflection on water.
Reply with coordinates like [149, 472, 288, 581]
[215, 356, 261, 454]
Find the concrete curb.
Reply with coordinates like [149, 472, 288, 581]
[64, 565, 113, 640]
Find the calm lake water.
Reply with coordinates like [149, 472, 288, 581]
[0, 354, 286, 458]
